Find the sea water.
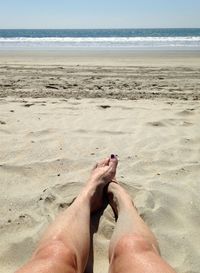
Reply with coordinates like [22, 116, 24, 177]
[0, 28, 200, 50]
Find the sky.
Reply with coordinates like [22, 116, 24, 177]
[0, 0, 200, 29]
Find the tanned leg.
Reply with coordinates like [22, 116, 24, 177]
[16, 156, 118, 273]
[107, 182, 176, 273]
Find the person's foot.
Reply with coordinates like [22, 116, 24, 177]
[85, 155, 118, 212]
[107, 182, 133, 219]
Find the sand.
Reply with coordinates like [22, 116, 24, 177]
[0, 50, 200, 273]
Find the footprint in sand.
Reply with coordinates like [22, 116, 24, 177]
[38, 182, 82, 216]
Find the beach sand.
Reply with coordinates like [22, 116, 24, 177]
[0, 50, 200, 273]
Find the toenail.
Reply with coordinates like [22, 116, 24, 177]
[111, 154, 115, 159]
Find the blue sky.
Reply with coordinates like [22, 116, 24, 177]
[0, 0, 200, 29]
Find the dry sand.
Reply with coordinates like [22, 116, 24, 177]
[0, 51, 200, 273]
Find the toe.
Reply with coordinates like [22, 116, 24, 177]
[109, 154, 118, 171]
[92, 157, 110, 170]
[97, 157, 110, 167]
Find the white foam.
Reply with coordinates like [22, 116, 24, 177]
[0, 37, 200, 48]
[1, 37, 200, 42]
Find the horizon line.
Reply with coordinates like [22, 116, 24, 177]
[1, 27, 200, 30]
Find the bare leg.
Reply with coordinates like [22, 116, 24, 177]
[16, 156, 118, 273]
[108, 182, 176, 273]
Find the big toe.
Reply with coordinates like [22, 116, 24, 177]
[109, 154, 118, 172]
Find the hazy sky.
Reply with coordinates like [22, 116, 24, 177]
[0, 0, 200, 29]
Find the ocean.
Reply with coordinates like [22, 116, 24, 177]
[0, 29, 200, 50]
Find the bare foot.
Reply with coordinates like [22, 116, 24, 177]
[107, 182, 133, 219]
[86, 155, 118, 212]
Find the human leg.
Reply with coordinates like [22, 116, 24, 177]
[16, 156, 118, 273]
[107, 182, 176, 273]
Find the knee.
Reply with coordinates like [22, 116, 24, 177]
[113, 234, 158, 259]
[34, 240, 78, 271]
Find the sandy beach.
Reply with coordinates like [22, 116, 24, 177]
[0, 50, 200, 273]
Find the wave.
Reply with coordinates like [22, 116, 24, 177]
[0, 37, 200, 42]
[0, 36, 200, 48]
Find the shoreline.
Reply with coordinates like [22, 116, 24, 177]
[0, 49, 200, 66]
